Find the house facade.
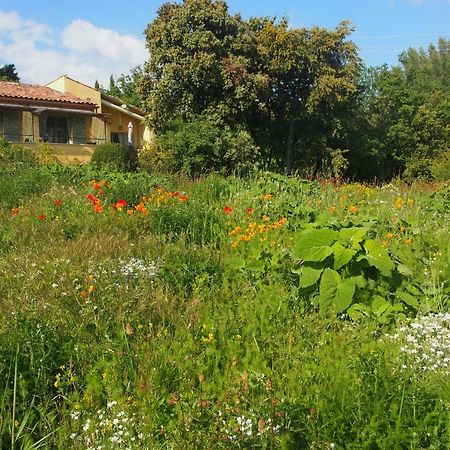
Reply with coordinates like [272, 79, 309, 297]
[0, 75, 152, 162]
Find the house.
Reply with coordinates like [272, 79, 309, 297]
[0, 75, 152, 162]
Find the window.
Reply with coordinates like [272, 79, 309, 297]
[45, 116, 69, 143]
[111, 132, 128, 146]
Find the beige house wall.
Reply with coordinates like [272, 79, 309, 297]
[47, 76, 102, 111]
[23, 142, 95, 163]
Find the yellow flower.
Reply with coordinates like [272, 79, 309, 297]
[407, 198, 414, 206]
[348, 205, 358, 214]
[262, 194, 272, 200]
[88, 285, 95, 294]
[262, 215, 269, 222]
[386, 232, 394, 239]
[405, 238, 412, 245]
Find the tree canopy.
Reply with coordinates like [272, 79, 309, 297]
[0, 64, 20, 82]
[138, 0, 449, 180]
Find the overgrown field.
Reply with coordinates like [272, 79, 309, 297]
[0, 164, 449, 449]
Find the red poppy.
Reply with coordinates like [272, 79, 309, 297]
[38, 214, 46, 220]
[223, 205, 233, 214]
[54, 199, 63, 206]
[116, 199, 128, 208]
[179, 194, 187, 203]
[173, 191, 180, 197]
[247, 207, 253, 215]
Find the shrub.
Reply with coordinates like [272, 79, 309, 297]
[432, 149, 450, 181]
[0, 137, 38, 166]
[147, 118, 260, 177]
[91, 142, 135, 171]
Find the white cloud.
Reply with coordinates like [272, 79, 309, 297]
[0, 10, 147, 87]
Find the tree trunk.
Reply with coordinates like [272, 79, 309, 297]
[284, 118, 295, 174]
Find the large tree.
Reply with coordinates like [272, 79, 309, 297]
[0, 64, 20, 82]
[351, 38, 450, 180]
[140, 0, 360, 173]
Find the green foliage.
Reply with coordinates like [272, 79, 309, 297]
[154, 118, 260, 176]
[91, 142, 135, 171]
[141, 0, 359, 174]
[0, 137, 38, 166]
[0, 63, 19, 82]
[0, 150, 449, 446]
[432, 149, 450, 181]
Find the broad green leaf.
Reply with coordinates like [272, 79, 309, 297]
[397, 291, 419, 309]
[371, 296, 391, 316]
[318, 269, 355, 316]
[293, 229, 338, 262]
[339, 227, 367, 246]
[332, 241, 357, 270]
[347, 303, 371, 321]
[358, 239, 395, 276]
[300, 266, 323, 288]
[333, 278, 356, 314]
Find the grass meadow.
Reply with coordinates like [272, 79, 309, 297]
[0, 163, 449, 449]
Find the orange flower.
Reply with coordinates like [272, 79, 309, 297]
[394, 197, 404, 209]
[127, 209, 134, 216]
[262, 215, 269, 222]
[80, 290, 87, 299]
[179, 194, 187, 203]
[12, 207, 20, 216]
[93, 204, 103, 214]
[386, 232, 394, 239]
[405, 238, 412, 245]
[38, 214, 46, 220]
[262, 194, 272, 200]
[54, 199, 63, 206]
[223, 205, 233, 214]
[348, 205, 358, 214]
[399, 225, 406, 234]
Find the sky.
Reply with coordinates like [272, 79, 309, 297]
[0, 0, 449, 87]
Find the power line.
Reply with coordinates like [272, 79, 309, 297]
[353, 32, 449, 40]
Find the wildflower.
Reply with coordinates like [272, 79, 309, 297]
[38, 214, 46, 220]
[405, 238, 412, 245]
[328, 206, 336, 213]
[88, 285, 95, 294]
[223, 205, 233, 214]
[126, 209, 134, 216]
[54, 199, 63, 206]
[348, 205, 358, 214]
[113, 199, 128, 211]
[179, 194, 187, 203]
[93, 204, 103, 214]
[12, 207, 20, 215]
[247, 207, 253, 215]
[262, 215, 269, 222]
[80, 290, 88, 299]
[125, 323, 134, 335]
[395, 197, 404, 209]
[386, 232, 394, 239]
[262, 194, 272, 200]
[407, 198, 414, 206]
[399, 225, 406, 234]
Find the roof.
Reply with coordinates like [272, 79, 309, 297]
[0, 81, 97, 108]
[101, 91, 145, 116]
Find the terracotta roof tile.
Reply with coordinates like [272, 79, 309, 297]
[0, 81, 96, 107]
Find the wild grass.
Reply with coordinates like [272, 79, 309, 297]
[0, 164, 449, 448]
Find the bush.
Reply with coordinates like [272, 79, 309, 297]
[432, 149, 450, 181]
[0, 137, 38, 166]
[91, 143, 136, 171]
[143, 118, 260, 177]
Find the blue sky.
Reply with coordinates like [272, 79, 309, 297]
[0, 0, 449, 86]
